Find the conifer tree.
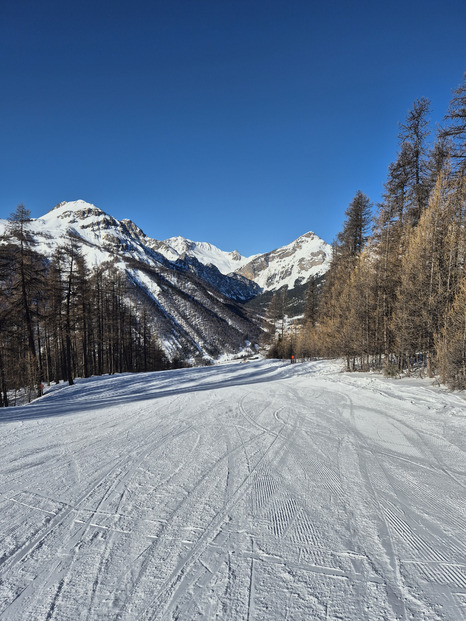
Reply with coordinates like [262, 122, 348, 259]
[303, 275, 318, 327]
[398, 97, 431, 225]
[382, 143, 413, 228]
[441, 73, 466, 175]
[336, 190, 372, 260]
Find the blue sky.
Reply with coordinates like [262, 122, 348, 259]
[1, 0, 465, 255]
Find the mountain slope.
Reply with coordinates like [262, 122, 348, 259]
[0, 201, 261, 360]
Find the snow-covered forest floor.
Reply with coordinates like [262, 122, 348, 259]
[0, 360, 465, 620]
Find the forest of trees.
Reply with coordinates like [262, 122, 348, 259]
[0, 206, 169, 406]
[288, 74, 466, 389]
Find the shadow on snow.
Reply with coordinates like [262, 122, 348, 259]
[0, 361, 290, 424]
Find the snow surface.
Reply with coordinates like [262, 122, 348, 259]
[1, 361, 465, 620]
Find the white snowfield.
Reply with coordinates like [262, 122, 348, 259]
[0, 360, 465, 620]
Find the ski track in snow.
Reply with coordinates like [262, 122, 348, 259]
[0, 360, 465, 620]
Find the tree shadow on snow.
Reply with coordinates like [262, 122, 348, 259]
[0, 361, 289, 424]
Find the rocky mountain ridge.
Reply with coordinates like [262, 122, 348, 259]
[150, 225, 331, 292]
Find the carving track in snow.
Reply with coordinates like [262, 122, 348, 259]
[0, 360, 465, 620]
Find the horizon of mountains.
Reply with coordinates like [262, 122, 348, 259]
[0, 200, 332, 361]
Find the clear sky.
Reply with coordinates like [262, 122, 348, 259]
[1, 0, 465, 256]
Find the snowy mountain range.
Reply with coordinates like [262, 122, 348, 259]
[144, 220, 331, 291]
[0, 200, 332, 359]
[153, 236, 256, 275]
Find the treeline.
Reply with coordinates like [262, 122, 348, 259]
[293, 75, 465, 389]
[0, 206, 170, 406]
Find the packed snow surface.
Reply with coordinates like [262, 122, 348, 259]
[1, 360, 465, 620]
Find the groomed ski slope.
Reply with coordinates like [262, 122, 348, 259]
[0, 360, 465, 620]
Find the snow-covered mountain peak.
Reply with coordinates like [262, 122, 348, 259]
[42, 200, 131, 244]
[40, 200, 123, 239]
[50, 199, 96, 211]
[47, 199, 106, 221]
[160, 236, 254, 275]
[294, 230, 321, 244]
[276, 231, 324, 257]
[237, 230, 332, 291]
